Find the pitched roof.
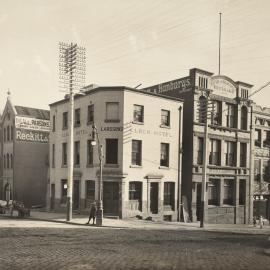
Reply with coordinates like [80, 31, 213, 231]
[14, 106, 50, 120]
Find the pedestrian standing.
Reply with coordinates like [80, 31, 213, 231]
[86, 202, 97, 225]
[253, 216, 257, 227]
[259, 215, 264, 229]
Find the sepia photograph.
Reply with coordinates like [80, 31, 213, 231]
[0, 0, 270, 269]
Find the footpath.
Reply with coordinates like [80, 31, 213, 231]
[13, 209, 270, 235]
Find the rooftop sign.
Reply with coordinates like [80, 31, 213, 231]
[210, 76, 237, 98]
[15, 116, 51, 132]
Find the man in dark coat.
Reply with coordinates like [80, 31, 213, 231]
[86, 202, 97, 225]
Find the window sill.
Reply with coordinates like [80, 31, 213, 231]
[62, 127, 68, 131]
[61, 165, 68, 168]
[86, 164, 94, 168]
[74, 124, 81, 128]
[105, 119, 120, 123]
[159, 166, 170, 170]
[74, 164, 80, 168]
[130, 165, 142, 168]
[160, 125, 170, 129]
[104, 164, 119, 168]
[87, 121, 94, 126]
[132, 121, 144, 125]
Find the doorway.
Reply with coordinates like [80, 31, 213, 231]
[103, 182, 119, 215]
[150, 182, 159, 214]
[50, 184, 55, 210]
[73, 180, 80, 210]
[196, 183, 202, 221]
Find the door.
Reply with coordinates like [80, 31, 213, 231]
[196, 183, 202, 221]
[103, 182, 119, 215]
[50, 184, 55, 210]
[73, 180, 80, 210]
[150, 182, 159, 214]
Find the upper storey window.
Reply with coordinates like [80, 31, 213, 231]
[226, 103, 237, 128]
[211, 100, 222, 126]
[74, 108, 81, 126]
[240, 106, 248, 130]
[161, 110, 170, 127]
[133, 105, 144, 123]
[62, 112, 68, 130]
[106, 102, 119, 122]
[198, 96, 207, 124]
[198, 76, 208, 89]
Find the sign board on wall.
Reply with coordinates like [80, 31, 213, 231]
[210, 76, 237, 98]
[143, 76, 191, 96]
[15, 116, 50, 143]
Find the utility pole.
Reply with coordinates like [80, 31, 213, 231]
[218, 12, 222, 75]
[59, 42, 86, 221]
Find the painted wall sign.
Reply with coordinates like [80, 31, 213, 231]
[210, 77, 237, 98]
[16, 129, 49, 143]
[100, 126, 123, 131]
[15, 116, 50, 132]
[143, 76, 191, 95]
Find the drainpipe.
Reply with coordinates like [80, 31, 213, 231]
[178, 106, 183, 221]
[249, 104, 254, 224]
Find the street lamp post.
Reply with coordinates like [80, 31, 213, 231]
[91, 124, 103, 226]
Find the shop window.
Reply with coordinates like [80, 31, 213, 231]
[87, 104, 94, 124]
[131, 140, 142, 166]
[129, 181, 142, 211]
[225, 141, 236, 166]
[209, 139, 221, 165]
[208, 179, 219, 206]
[62, 112, 68, 130]
[197, 137, 204, 165]
[226, 104, 237, 128]
[62, 143, 67, 166]
[240, 143, 247, 167]
[263, 130, 270, 147]
[52, 144, 55, 168]
[85, 180, 95, 208]
[74, 108, 81, 126]
[161, 110, 170, 127]
[239, 180, 246, 205]
[87, 140, 94, 165]
[61, 179, 67, 204]
[254, 160, 261, 182]
[223, 179, 234, 205]
[133, 104, 144, 123]
[52, 115, 56, 132]
[106, 139, 118, 164]
[74, 141, 80, 166]
[211, 100, 222, 125]
[106, 102, 119, 122]
[164, 182, 175, 210]
[241, 106, 248, 130]
[255, 129, 262, 147]
[160, 143, 169, 167]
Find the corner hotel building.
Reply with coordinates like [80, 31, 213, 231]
[49, 86, 183, 221]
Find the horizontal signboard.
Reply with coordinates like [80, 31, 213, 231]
[16, 129, 49, 143]
[15, 116, 50, 132]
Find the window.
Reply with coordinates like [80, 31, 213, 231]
[255, 129, 262, 147]
[263, 160, 270, 182]
[74, 108, 81, 126]
[106, 139, 118, 164]
[226, 104, 237, 128]
[74, 141, 80, 166]
[209, 139, 221, 165]
[129, 182, 142, 200]
[160, 143, 169, 167]
[241, 88, 249, 99]
[211, 100, 222, 125]
[254, 160, 261, 182]
[133, 104, 144, 123]
[87, 104, 94, 124]
[3, 128, 6, 142]
[10, 154, 13, 169]
[199, 76, 208, 89]
[263, 130, 270, 147]
[85, 180, 95, 207]
[131, 140, 142, 166]
[161, 110, 170, 126]
[62, 112, 68, 129]
[225, 141, 236, 166]
[240, 106, 248, 130]
[61, 179, 67, 204]
[6, 153, 9, 169]
[10, 126, 13, 140]
[208, 179, 219, 205]
[7, 126, 10, 141]
[164, 182, 175, 210]
[52, 115, 56, 132]
[240, 143, 247, 167]
[87, 140, 94, 165]
[198, 96, 207, 123]
[223, 179, 234, 205]
[52, 144, 55, 168]
[239, 180, 246, 205]
[62, 143, 67, 166]
[197, 137, 204, 165]
[106, 102, 119, 121]
[3, 154, 6, 169]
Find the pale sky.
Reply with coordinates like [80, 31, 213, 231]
[0, 0, 270, 111]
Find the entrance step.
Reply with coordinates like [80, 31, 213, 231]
[104, 215, 119, 219]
